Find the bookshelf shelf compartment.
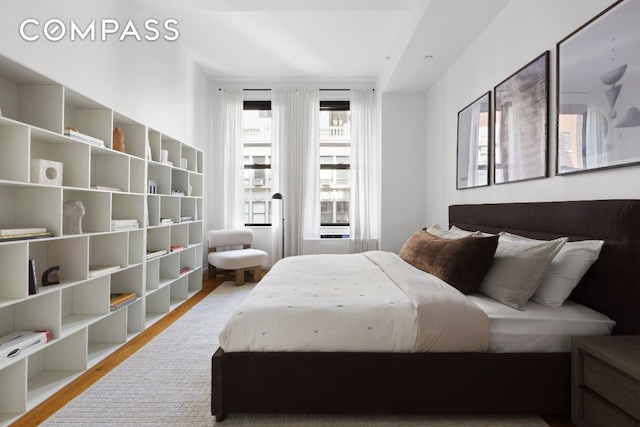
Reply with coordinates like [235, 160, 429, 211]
[88, 309, 127, 368]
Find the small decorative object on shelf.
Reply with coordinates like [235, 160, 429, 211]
[63, 200, 85, 234]
[30, 158, 63, 186]
[113, 127, 125, 153]
[42, 266, 60, 286]
[148, 179, 158, 194]
[161, 149, 173, 166]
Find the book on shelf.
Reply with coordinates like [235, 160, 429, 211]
[0, 330, 51, 367]
[64, 129, 105, 147]
[88, 265, 120, 278]
[146, 249, 168, 260]
[160, 218, 174, 225]
[0, 231, 52, 242]
[179, 267, 189, 275]
[170, 245, 184, 252]
[110, 219, 140, 231]
[171, 190, 185, 196]
[0, 227, 47, 236]
[92, 185, 122, 192]
[110, 293, 137, 311]
[179, 216, 192, 223]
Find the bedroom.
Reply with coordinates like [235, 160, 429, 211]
[0, 0, 638, 425]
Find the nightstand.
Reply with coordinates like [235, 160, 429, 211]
[572, 336, 640, 427]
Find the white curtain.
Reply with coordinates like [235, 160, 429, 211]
[349, 89, 378, 252]
[272, 89, 320, 257]
[221, 89, 244, 229]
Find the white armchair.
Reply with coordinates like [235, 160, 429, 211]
[207, 229, 268, 285]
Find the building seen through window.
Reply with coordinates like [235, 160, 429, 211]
[242, 99, 351, 237]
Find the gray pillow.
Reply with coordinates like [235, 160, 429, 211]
[478, 236, 568, 309]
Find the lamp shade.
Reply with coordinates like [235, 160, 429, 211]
[272, 192, 283, 200]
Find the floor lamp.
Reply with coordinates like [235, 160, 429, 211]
[272, 193, 285, 259]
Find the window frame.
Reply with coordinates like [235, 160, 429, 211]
[243, 100, 273, 227]
[319, 100, 350, 228]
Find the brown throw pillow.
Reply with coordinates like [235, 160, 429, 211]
[399, 230, 499, 294]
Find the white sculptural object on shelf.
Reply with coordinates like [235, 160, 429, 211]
[63, 200, 86, 234]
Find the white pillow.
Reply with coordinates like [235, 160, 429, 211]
[451, 225, 495, 238]
[478, 234, 568, 310]
[499, 232, 604, 307]
[427, 224, 481, 239]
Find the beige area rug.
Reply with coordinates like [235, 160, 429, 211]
[43, 282, 548, 427]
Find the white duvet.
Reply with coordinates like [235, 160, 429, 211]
[219, 251, 490, 353]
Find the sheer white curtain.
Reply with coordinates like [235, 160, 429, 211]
[349, 89, 378, 252]
[272, 89, 319, 257]
[221, 89, 244, 229]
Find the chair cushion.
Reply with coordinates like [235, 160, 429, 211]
[208, 229, 254, 248]
[209, 248, 268, 270]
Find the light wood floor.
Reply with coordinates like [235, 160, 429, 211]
[11, 272, 574, 427]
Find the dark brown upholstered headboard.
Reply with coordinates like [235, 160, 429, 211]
[449, 199, 640, 335]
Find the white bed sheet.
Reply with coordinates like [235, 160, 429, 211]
[467, 293, 616, 352]
[219, 251, 490, 353]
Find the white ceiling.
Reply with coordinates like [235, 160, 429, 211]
[133, 0, 512, 92]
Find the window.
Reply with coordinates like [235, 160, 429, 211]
[319, 100, 350, 236]
[243, 100, 272, 225]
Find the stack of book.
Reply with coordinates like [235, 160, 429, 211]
[146, 249, 168, 260]
[0, 330, 51, 368]
[64, 129, 105, 148]
[110, 219, 139, 231]
[179, 216, 192, 223]
[171, 189, 185, 196]
[88, 265, 120, 278]
[109, 293, 137, 311]
[160, 218, 174, 225]
[170, 245, 184, 252]
[0, 228, 51, 242]
[92, 185, 122, 192]
[179, 266, 189, 275]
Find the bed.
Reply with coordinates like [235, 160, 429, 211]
[211, 199, 640, 420]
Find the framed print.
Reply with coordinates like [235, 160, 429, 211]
[557, 0, 640, 175]
[494, 51, 549, 184]
[457, 91, 491, 189]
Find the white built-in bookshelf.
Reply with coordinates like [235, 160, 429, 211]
[0, 54, 204, 425]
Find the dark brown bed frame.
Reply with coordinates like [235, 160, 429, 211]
[212, 199, 640, 421]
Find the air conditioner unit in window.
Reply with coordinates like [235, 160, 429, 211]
[321, 179, 332, 186]
[253, 179, 264, 186]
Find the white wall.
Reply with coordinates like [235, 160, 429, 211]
[0, 0, 195, 143]
[424, 0, 639, 227]
[380, 92, 427, 253]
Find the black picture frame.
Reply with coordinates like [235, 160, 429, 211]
[556, 0, 640, 175]
[456, 91, 491, 189]
[493, 51, 549, 184]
